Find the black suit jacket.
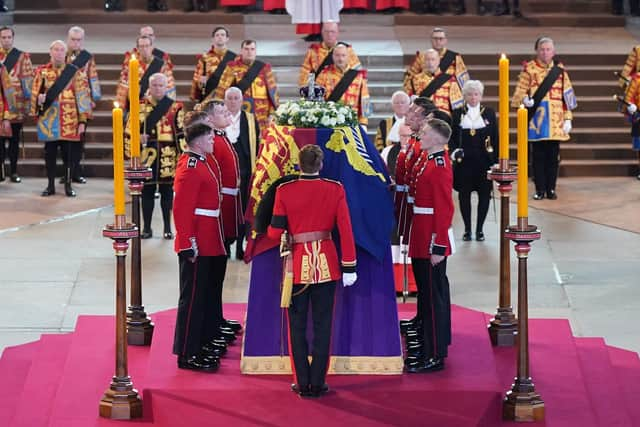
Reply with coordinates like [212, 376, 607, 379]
[232, 111, 260, 210]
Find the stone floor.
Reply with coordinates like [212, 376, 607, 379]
[1, 175, 638, 355]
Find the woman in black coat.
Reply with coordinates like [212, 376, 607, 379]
[450, 80, 498, 241]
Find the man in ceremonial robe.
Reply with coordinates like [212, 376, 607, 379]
[215, 39, 279, 131]
[375, 90, 410, 151]
[224, 86, 260, 260]
[315, 43, 370, 125]
[0, 26, 33, 183]
[116, 35, 175, 109]
[65, 26, 101, 184]
[404, 49, 463, 116]
[511, 36, 576, 200]
[191, 26, 237, 103]
[125, 72, 185, 239]
[404, 27, 469, 90]
[297, 21, 360, 88]
[267, 144, 357, 397]
[30, 40, 91, 198]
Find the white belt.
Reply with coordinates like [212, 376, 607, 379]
[395, 185, 408, 192]
[407, 196, 415, 204]
[413, 206, 434, 215]
[194, 208, 220, 217]
[221, 187, 239, 196]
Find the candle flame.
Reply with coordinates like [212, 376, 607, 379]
[114, 101, 120, 109]
[519, 104, 525, 109]
[501, 53, 506, 59]
[131, 53, 136, 61]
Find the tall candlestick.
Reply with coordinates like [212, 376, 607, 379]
[499, 54, 510, 160]
[517, 105, 528, 218]
[129, 54, 141, 158]
[113, 103, 125, 216]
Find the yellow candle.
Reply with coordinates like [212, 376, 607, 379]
[129, 54, 141, 158]
[498, 54, 510, 160]
[113, 102, 126, 216]
[517, 105, 528, 218]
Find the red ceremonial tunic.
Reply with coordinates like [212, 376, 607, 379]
[173, 152, 226, 257]
[212, 129, 243, 240]
[268, 176, 357, 284]
[408, 150, 454, 259]
[394, 137, 421, 238]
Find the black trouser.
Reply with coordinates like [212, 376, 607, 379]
[532, 141, 560, 194]
[412, 258, 451, 359]
[288, 281, 336, 388]
[501, 0, 520, 9]
[173, 254, 226, 357]
[68, 133, 85, 180]
[141, 183, 173, 233]
[458, 185, 491, 234]
[44, 140, 70, 188]
[612, 0, 640, 14]
[0, 123, 22, 178]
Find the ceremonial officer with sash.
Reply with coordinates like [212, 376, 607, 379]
[224, 86, 260, 260]
[267, 144, 357, 398]
[126, 72, 185, 240]
[512, 36, 577, 200]
[30, 40, 91, 198]
[191, 26, 237, 103]
[405, 27, 469, 91]
[116, 35, 175, 109]
[172, 122, 224, 373]
[405, 118, 454, 374]
[65, 26, 101, 185]
[404, 49, 463, 116]
[315, 43, 370, 125]
[297, 21, 360, 88]
[215, 39, 279, 131]
[0, 26, 32, 183]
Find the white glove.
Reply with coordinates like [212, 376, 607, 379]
[562, 120, 572, 134]
[342, 272, 357, 287]
[628, 104, 638, 114]
[523, 96, 534, 108]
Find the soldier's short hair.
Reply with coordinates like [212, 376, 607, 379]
[299, 145, 324, 174]
[0, 26, 15, 36]
[49, 40, 67, 51]
[212, 26, 229, 38]
[197, 99, 224, 114]
[186, 123, 213, 146]
[412, 97, 437, 117]
[68, 26, 85, 37]
[149, 72, 168, 85]
[423, 118, 452, 143]
[462, 80, 484, 96]
[241, 39, 256, 48]
[136, 35, 153, 47]
[184, 110, 209, 129]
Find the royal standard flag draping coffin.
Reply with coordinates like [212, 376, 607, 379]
[245, 124, 394, 261]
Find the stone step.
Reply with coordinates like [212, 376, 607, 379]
[394, 12, 624, 27]
[526, 0, 610, 14]
[560, 159, 638, 177]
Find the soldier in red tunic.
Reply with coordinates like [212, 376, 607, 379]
[267, 144, 357, 398]
[405, 118, 454, 374]
[172, 122, 226, 372]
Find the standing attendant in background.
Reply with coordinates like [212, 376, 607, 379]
[375, 90, 410, 152]
[450, 80, 497, 242]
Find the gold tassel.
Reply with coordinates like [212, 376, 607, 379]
[280, 262, 293, 308]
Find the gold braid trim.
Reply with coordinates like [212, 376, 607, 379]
[240, 355, 404, 375]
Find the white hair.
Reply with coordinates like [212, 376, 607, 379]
[149, 72, 167, 85]
[68, 26, 85, 37]
[462, 80, 484, 97]
[391, 90, 410, 103]
[224, 86, 242, 98]
[424, 48, 439, 58]
[535, 36, 554, 50]
[49, 40, 67, 51]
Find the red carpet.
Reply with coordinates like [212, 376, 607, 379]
[0, 303, 638, 426]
